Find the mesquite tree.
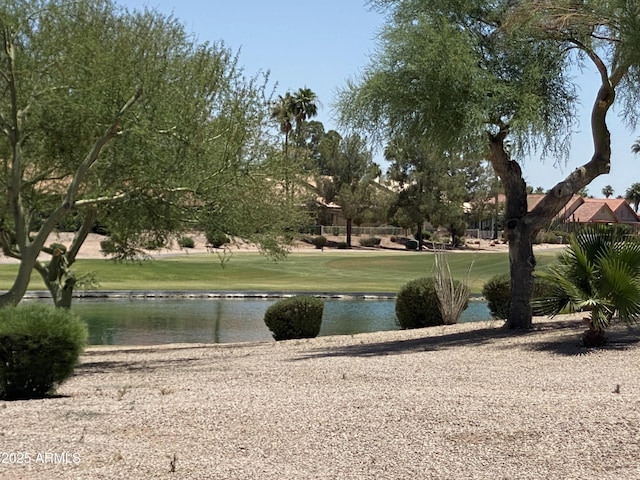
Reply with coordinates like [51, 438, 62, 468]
[338, 0, 640, 329]
[0, 0, 299, 307]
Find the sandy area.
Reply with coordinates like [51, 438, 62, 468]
[0, 316, 639, 479]
[0, 231, 534, 264]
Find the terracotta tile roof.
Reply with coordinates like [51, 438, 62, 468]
[566, 201, 617, 223]
[583, 198, 640, 223]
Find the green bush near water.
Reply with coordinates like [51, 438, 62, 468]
[264, 296, 324, 341]
[482, 273, 556, 319]
[0, 305, 87, 400]
[395, 277, 468, 329]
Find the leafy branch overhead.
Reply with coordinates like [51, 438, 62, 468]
[344, 0, 640, 329]
[0, 0, 303, 307]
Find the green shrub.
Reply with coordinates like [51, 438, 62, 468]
[264, 296, 324, 341]
[0, 305, 87, 400]
[143, 237, 163, 250]
[482, 273, 511, 319]
[100, 238, 118, 255]
[336, 241, 348, 249]
[178, 236, 195, 248]
[359, 236, 381, 247]
[395, 277, 446, 328]
[206, 230, 230, 248]
[312, 236, 328, 249]
[482, 273, 555, 319]
[405, 239, 419, 250]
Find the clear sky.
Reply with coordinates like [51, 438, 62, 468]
[119, 0, 638, 199]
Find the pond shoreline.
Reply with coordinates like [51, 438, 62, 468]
[23, 290, 488, 301]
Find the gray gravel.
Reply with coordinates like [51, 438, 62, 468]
[1, 316, 639, 480]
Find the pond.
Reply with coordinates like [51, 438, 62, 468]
[60, 297, 492, 346]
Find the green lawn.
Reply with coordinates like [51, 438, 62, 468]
[0, 250, 560, 295]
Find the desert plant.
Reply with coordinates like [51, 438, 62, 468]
[0, 305, 88, 400]
[534, 230, 640, 347]
[263, 296, 324, 341]
[178, 236, 195, 248]
[396, 277, 465, 328]
[433, 251, 471, 325]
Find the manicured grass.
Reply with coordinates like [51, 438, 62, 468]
[0, 250, 561, 295]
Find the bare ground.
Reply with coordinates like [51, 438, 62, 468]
[1, 316, 639, 479]
[0, 231, 542, 265]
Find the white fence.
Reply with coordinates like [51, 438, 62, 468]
[464, 229, 497, 240]
[320, 226, 407, 237]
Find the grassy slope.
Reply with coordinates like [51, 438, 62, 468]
[0, 250, 560, 295]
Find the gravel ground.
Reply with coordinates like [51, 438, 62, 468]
[1, 316, 639, 479]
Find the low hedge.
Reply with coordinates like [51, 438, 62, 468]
[395, 277, 459, 328]
[0, 305, 87, 400]
[482, 273, 556, 319]
[263, 296, 324, 341]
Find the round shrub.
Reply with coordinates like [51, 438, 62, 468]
[359, 236, 381, 247]
[264, 296, 324, 341]
[482, 273, 556, 319]
[206, 230, 230, 248]
[395, 277, 443, 329]
[0, 305, 88, 400]
[100, 238, 118, 255]
[405, 239, 419, 250]
[482, 273, 511, 319]
[178, 236, 195, 248]
[312, 235, 328, 249]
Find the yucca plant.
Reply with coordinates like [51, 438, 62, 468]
[534, 229, 640, 347]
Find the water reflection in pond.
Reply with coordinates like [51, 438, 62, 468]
[67, 297, 492, 346]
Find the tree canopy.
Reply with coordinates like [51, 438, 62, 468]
[316, 131, 382, 247]
[338, 0, 640, 329]
[0, 0, 301, 307]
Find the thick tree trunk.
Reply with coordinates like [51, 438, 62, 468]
[346, 218, 353, 248]
[488, 129, 535, 329]
[416, 223, 423, 250]
[506, 221, 536, 329]
[486, 64, 617, 330]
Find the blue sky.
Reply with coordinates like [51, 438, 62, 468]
[119, 0, 638, 198]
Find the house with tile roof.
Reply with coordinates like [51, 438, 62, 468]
[468, 194, 640, 235]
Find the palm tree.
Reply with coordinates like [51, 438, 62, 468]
[602, 185, 614, 198]
[271, 88, 319, 199]
[270, 92, 295, 151]
[632, 137, 640, 155]
[625, 182, 640, 212]
[291, 87, 319, 131]
[535, 229, 640, 347]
